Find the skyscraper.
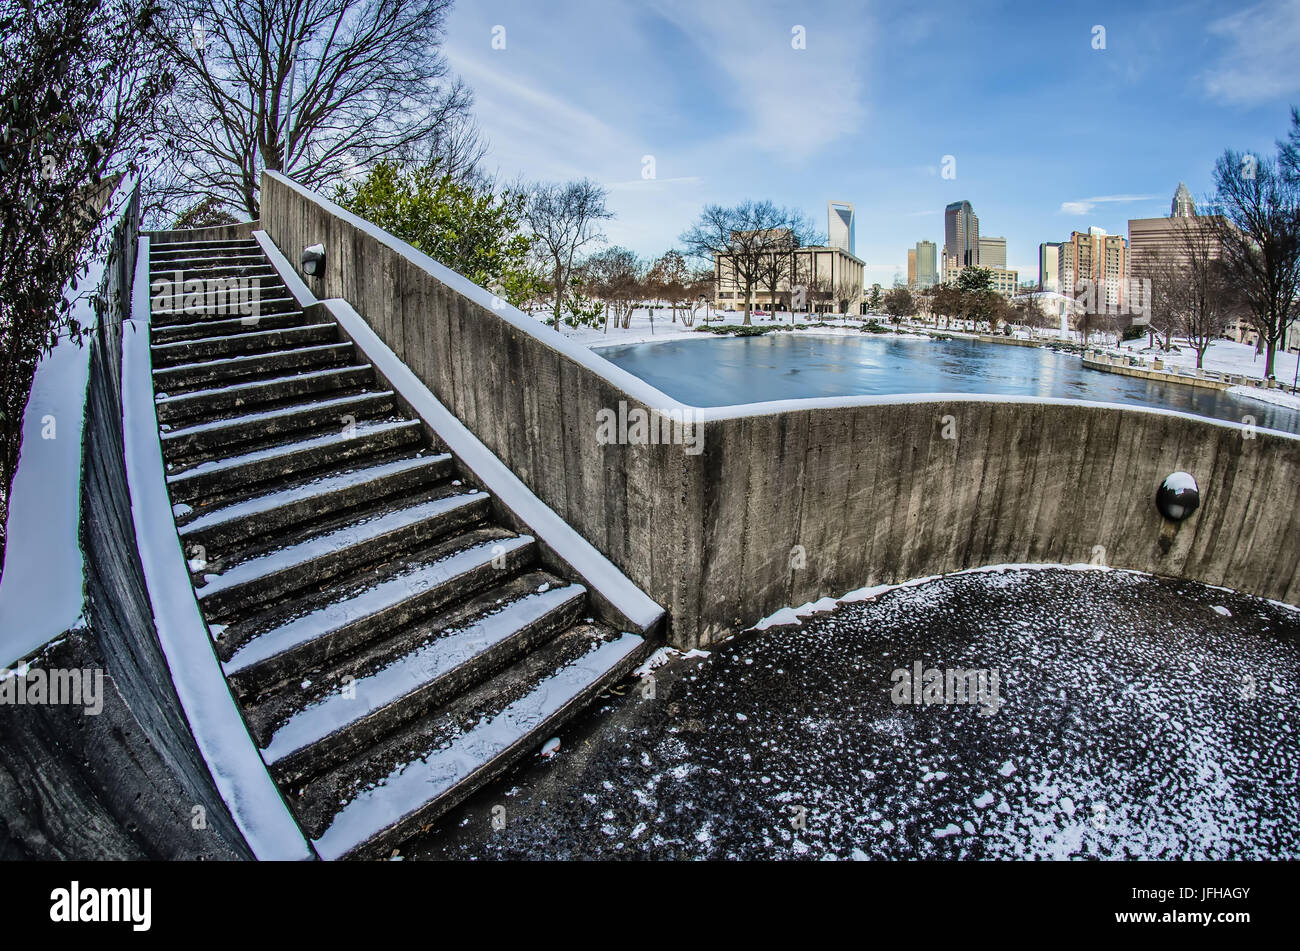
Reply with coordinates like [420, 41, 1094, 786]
[944, 200, 980, 269]
[1171, 182, 1195, 218]
[1038, 242, 1061, 292]
[907, 248, 917, 287]
[979, 236, 1006, 269]
[828, 201, 855, 256]
[915, 240, 938, 288]
[1059, 230, 1129, 313]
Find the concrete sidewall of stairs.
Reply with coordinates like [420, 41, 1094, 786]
[260, 174, 1300, 649]
[0, 229, 252, 860]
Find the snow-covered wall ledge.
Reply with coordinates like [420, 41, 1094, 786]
[260, 172, 1300, 648]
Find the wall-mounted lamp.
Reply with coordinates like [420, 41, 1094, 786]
[1156, 471, 1200, 521]
[302, 243, 326, 278]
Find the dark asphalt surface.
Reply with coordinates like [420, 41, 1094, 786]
[404, 567, 1300, 860]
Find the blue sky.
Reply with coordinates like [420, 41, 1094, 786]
[442, 0, 1300, 284]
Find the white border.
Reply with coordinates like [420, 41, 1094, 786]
[124, 236, 313, 860]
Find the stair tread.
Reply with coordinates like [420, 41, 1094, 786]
[151, 322, 336, 354]
[166, 418, 421, 484]
[177, 452, 447, 537]
[194, 487, 490, 603]
[154, 364, 375, 416]
[221, 529, 534, 675]
[259, 573, 584, 765]
[303, 623, 645, 859]
[162, 389, 394, 443]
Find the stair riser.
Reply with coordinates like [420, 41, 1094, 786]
[225, 543, 538, 696]
[166, 423, 422, 503]
[197, 497, 493, 620]
[340, 639, 650, 860]
[151, 325, 338, 367]
[267, 596, 586, 786]
[155, 367, 375, 425]
[152, 344, 353, 393]
[152, 312, 308, 345]
[151, 299, 300, 329]
[161, 394, 396, 463]
[178, 456, 455, 551]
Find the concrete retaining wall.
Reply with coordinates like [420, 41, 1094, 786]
[0, 193, 251, 858]
[260, 173, 1300, 648]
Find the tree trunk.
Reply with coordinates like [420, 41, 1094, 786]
[743, 289, 752, 326]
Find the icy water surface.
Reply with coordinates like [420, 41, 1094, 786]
[599, 334, 1300, 435]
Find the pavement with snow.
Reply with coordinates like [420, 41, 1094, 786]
[408, 566, 1299, 860]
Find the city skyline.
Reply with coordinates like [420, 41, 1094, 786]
[441, 0, 1300, 281]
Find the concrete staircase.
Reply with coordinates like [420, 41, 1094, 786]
[148, 237, 653, 859]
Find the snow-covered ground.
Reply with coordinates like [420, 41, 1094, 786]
[535, 305, 930, 349]
[1097, 337, 1300, 410]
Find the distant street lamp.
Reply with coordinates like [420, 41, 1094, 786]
[699, 294, 710, 326]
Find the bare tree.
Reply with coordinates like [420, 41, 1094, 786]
[524, 178, 613, 329]
[1172, 217, 1234, 368]
[1, 0, 169, 505]
[152, 0, 474, 219]
[1209, 148, 1300, 379]
[584, 247, 642, 330]
[834, 275, 863, 321]
[680, 200, 810, 326]
[647, 250, 693, 324]
[1130, 252, 1182, 351]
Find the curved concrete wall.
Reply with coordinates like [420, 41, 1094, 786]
[692, 398, 1300, 645]
[261, 173, 1300, 649]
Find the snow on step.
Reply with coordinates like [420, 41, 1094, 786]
[155, 364, 373, 409]
[196, 491, 490, 599]
[151, 323, 335, 354]
[312, 632, 644, 860]
[152, 342, 347, 376]
[166, 419, 417, 482]
[179, 455, 447, 536]
[223, 535, 534, 676]
[163, 390, 393, 441]
[262, 583, 585, 763]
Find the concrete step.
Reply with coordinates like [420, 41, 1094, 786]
[221, 528, 537, 694]
[177, 451, 455, 551]
[151, 296, 300, 328]
[151, 311, 309, 345]
[150, 240, 261, 258]
[152, 342, 355, 393]
[151, 323, 338, 367]
[194, 486, 493, 620]
[155, 365, 376, 425]
[251, 571, 587, 785]
[149, 261, 279, 278]
[159, 390, 398, 462]
[165, 418, 424, 503]
[296, 622, 648, 860]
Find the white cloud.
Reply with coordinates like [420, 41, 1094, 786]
[1058, 194, 1158, 215]
[1203, 0, 1300, 104]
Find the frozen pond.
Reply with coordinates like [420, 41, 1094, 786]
[598, 333, 1300, 435]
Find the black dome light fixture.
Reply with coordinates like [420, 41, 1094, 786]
[1156, 471, 1200, 521]
[302, 243, 326, 278]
